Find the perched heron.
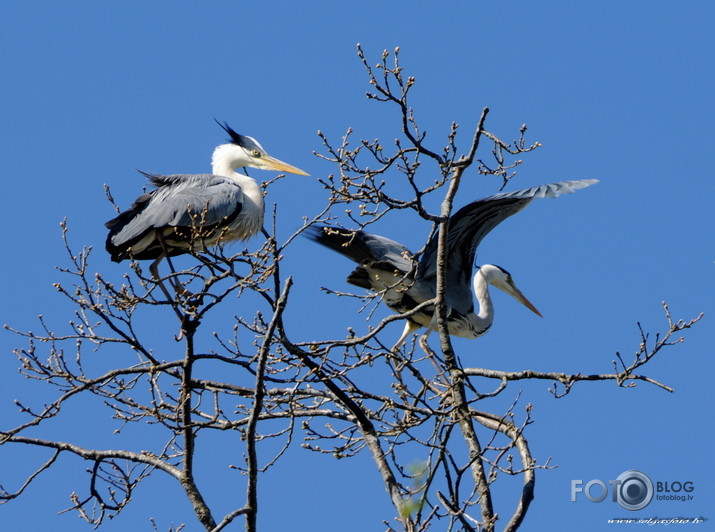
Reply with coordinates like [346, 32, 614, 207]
[308, 179, 597, 349]
[106, 121, 309, 292]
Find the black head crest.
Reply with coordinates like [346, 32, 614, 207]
[214, 118, 249, 148]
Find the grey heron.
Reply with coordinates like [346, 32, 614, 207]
[105, 121, 309, 296]
[308, 179, 597, 349]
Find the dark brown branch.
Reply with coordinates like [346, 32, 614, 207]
[178, 328, 216, 529]
[431, 107, 495, 531]
[0, 449, 60, 502]
[245, 276, 293, 532]
[463, 303, 704, 397]
[1, 46, 702, 532]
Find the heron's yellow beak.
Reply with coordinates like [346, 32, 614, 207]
[507, 281, 543, 318]
[261, 155, 310, 176]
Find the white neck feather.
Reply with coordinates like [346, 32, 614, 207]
[211, 145, 265, 232]
[472, 268, 495, 328]
[211, 144, 244, 176]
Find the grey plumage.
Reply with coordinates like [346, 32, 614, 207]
[417, 179, 598, 317]
[106, 172, 247, 261]
[105, 122, 308, 264]
[308, 179, 597, 343]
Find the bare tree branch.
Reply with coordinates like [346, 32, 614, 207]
[0, 46, 702, 532]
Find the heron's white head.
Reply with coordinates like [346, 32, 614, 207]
[476, 264, 542, 317]
[211, 120, 310, 177]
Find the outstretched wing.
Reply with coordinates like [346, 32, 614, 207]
[418, 179, 598, 308]
[106, 172, 244, 261]
[306, 226, 415, 289]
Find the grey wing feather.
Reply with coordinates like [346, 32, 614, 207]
[306, 226, 416, 289]
[306, 226, 414, 271]
[354, 233, 415, 272]
[418, 179, 598, 297]
[108, 172, 244, 247]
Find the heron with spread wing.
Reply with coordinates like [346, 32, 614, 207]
[308, 179, 597, 349]
[106, 121, 309, 296]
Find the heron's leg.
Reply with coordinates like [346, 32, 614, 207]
[149, 255, 176, 303]
[417, 309, 442, 353]
[391, 320, 421, 352]
[150, 250, 201, 342]
[154, 232, 194, 299]
[417, 326, 452, 388]
[417, 310, 453, 384]
[148, 255, 185, 322]
[417, 325, 435, 356]
[164, 254, 189, 296]
[419, 304, 453, 348]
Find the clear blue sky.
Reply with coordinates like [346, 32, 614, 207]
[1, 2, 712, 531]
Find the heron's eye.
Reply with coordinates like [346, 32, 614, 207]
[252, 149, 261, 157]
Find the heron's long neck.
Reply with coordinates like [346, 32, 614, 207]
[472, 270, 495, 327]
[212, 160, 264, 212]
